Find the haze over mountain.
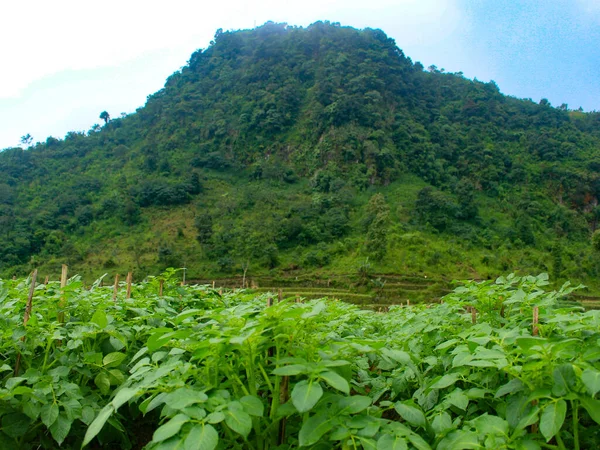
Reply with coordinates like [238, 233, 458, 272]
[1, 22, 600, 291]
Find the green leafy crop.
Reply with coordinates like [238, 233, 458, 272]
[0, 272, 598, 449]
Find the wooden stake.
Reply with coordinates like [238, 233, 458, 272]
[471, 308, 477, 324]
[16, 270, 37, 375]
[296, 294, 301, 303]
[407, 299, 410, 306]
[219, 288, 223, 296]
[24, 270, 38, 326]
[44, 275, 49, 285]
[58, 265, 68, 323]
[159, 279, 164, 297]
[532, 306, 539, 336]
[112, 274, 119, 302]
[212, 280, 215, 289]
[278, 289, 283, 302]
[126, 272, 133, 299]
[278, 375, 289, 445]
[267, 296, 273, 307]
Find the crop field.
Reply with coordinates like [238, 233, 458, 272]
[0, 272, 599, 449]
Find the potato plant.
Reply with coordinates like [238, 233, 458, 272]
[0, 272, 599, 449]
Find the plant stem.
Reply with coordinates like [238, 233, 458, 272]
[571, 400, 579, 450]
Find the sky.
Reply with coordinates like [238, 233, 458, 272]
[1, 0, 599, 150]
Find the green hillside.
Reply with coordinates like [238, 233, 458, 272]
[2, 21, 600, 292]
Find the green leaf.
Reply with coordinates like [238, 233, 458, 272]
[41, 403, 59, 427]
[224, 406, 252, 437]
[103, 352, 127, 368]
[82, 405, 114, 447]
[184, 424, 219, 450]
[272, 364, 307, 376]
[94, 372, 110, 395]
[291, 380, 324, 413]
[469, 414, 508, 435]
[338, 396, 372, 414]
[394, 401, 426, 428]
[431, 412, 453, 434]
[206, 411, 225, 424]
[430, 373, 459, 390]
[579, 396, 600, 424]
[319, 371, 349, 394]
[91, 309, 108, 328]
[49, 413, 72, 445]
[153, 414, 190, 443]
[1, 413, 31, 438]
[377, 434, 408, 450]
[113, 387, 138, 410]
[539, 400, 566, 442]
[581, 369, 600, 396]
[495, 378, 524, 398]
[240, 395, 264, 417]
[165, 388, 208, 410]
[437, 430, 479, 450]
[298, 412, 333, 446]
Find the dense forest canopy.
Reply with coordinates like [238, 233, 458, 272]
[2, 21, 600, 287]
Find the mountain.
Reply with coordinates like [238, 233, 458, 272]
[2, 21, 600, 291]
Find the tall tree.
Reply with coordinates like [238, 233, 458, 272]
[99, 111, 110, 124]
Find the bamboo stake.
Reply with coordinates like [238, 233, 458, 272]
[159, 279, 164, 297]
[532, 306, 539, 336]
[212, 280, 215, 289]
[126, 272, 133, 299]
[44, 275, 49, 285]
[471, 308, 477, 324]
[407, 299, 410, 306]
[112, 274, 119, 302]
[296, 294, 301, 303]
[278, 289, 283, 303]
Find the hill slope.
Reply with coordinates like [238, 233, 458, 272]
[2, 21, 600, 290]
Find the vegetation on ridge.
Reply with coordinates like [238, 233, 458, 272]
[1, 21, 600, 291]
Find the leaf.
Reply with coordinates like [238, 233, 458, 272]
[49, 413, 72, 445]
[430, 373, 459, 390]
[82, 405, 114, 447]
[319, 371, 349, 394]
[469, 414, 508, 435]
[377, 434, 408, 450]
[103, 352, 127, 368]
[184, 424, 219, 450]
[240, 395, 264, 417]
[113, 387, 138, 410]
[579, 396, 600, 424]
[446, 390, 469, 411]
[394, 401, 427, 428]
[495, 378, 524, 398]
[1, 413, 31, 438]
[224, 407, 252, 437]
[272, 364, 307, 376]
[94, 372, 110, 395]
[437, 430, 479, 450]
[338, 396, 372, 414]
[581, 369, 600, 396]
[431, 412, 453, 434]
[291, 380, 324, 413]
[539, 400, 566, 442]
[91, 309, 108, 328]
[41, 403, 59, 427]
[153, 414, 190, 443]
[298, 412, 333, 446]
[165, 388, 208, 410]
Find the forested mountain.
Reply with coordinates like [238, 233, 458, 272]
[2, 21, 600, 288]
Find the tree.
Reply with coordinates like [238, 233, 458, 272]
[99, 111, 110, 124]
[20, 134, 33, 146]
